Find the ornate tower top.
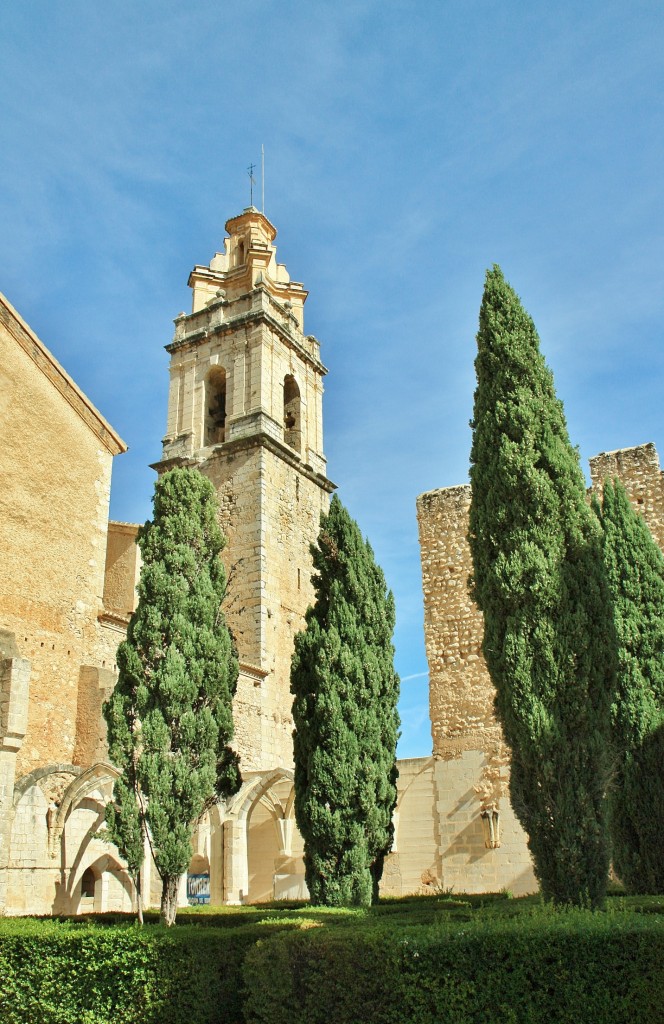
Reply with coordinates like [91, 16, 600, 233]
[157, 210, 333, 773]
[161, 209, 327, 477]
[188, 207, 308, 329]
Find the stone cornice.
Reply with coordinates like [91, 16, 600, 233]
[0, 293, 126, 456]
[166, 305, 328, 377]
[98, 611, 131, 630]
[239, 662, 268, 685]
[151, 431, 336, 494]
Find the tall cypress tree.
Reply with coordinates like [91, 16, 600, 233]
[104, 467, 241, 926]
[597, 480, 664, 893]
[291, 495, 400, 908]
[468, 266, 615, 906]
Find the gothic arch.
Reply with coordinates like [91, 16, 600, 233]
[71, 853, 133, 914]
[50, 762, 119, 856]
[12, 763, 82, 806]
[226, 767, 295, 824]
[236, 769, 297, 903]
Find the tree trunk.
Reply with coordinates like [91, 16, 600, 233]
[160, 875, 179, 927]
[134, 873, 144, 926]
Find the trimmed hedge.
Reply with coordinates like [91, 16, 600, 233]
[243, 910, 664, 1024]
[2, 899, 663, 1024]
[0, 919, 287, 1024]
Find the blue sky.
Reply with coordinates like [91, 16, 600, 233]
[2, 1, 663, 757]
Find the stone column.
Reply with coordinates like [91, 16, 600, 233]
[0, 655, 30, 914]
[209, 811, 224, 905]
[177, 872, 188, 908]
[223, 817, 248, 904]
[277, 816, 293, 857]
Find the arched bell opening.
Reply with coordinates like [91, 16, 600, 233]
[206, 367, 228, 446]
[283, 375, 302, 454]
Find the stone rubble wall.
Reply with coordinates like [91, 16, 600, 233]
[589, 443, 664, 547]
[415, 442, 664, 896]
[415, 485, 535, 895]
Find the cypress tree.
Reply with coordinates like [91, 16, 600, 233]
[290, 495, 400, 907]
[468, 265, 615, 906]
[104, 467, 241, 925]
[597, 479, 664, 893]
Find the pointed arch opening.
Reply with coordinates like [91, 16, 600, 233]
[80, 866, 96, 899]
[206, 367, 227, 445]
[283, 375, 302, 454]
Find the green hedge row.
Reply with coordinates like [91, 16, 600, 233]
[243, 911, 664, 1024]
[0, 920, 286, 1024]
[1, 904, 663, 1024]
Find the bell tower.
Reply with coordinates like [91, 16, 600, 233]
[156, 208, 334, 771]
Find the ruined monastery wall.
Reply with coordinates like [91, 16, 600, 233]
[589, 442, 664, 547]
[416, 484, 535, 895]
[415, 442, 664, 897]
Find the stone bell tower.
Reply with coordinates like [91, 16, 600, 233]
[156, 208, 334, 772]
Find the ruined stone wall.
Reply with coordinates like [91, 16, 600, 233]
[7, 771, 133, 915]
[416, 485, 536, 894]
[417, 485, 500, 756]
[416, 442, 664, 897]
[589, 443, 664, 547]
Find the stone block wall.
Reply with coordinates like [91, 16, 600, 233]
[0, 301, 119, 775]
[417, 485, 501, 755]
[432, 754, 535, 895]
[416, 442, 664, 897]
[417, 484, 536, 894]
[103, 523, 140, 618]
[589, 443, 664, 547]
[261, 448, 329, 770]
[382, 757, 439, 897]
[199, 440, 329, 773]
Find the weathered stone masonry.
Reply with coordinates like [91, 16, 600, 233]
[416, 442, 664, 895]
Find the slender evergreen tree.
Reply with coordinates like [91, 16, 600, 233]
[596, 479, 664, 893]
[468, 266, 615, 906]
[104, 467, 241, 926]
[291, 495, 400, 907]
